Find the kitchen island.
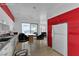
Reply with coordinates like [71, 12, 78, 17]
[0, 35, 18, 56]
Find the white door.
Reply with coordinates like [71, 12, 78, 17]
[52, 23, 68, 56]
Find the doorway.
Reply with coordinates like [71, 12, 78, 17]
[52, 23, 68, 56]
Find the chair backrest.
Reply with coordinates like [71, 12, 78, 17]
[18, 33, 29, 42]
[41, 32, 46, 37]
[37, 34, 44, 40]
[33, 32, 38, 36]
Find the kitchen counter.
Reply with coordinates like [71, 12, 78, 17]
[0, 40, 10, 51]
[0, 35, 18, 56]
[0, 36, 14, 50]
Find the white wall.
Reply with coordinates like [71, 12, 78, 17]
[39, 11, 47, 34]
[13, 11, 47, 34]
[14, 17, 40, 33]
[7, 3, 48, 34]
[48, 3, 79, 19]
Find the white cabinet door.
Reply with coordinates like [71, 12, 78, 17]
[52, 23, 68, 56]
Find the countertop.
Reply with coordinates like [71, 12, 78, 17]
[0, 35, 17, 51]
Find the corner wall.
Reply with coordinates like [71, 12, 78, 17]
[48, 8, 79, 56]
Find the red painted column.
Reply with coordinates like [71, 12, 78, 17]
[48, 20, 52, 47]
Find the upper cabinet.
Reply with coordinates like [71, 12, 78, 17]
[0, 3, 15, 31]
[0, 7, 8, 24]
[0, 3, 15, 22]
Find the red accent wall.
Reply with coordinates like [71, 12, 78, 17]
[48, 7, 79, 56]
[0, 3, 15, 22]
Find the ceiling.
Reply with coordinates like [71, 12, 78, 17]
[7, 3, 79, 21]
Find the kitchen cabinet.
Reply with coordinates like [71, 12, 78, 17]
[0, 7, 14, 32]
[0, 7, 8, 24]
[0, 23, 9, 34]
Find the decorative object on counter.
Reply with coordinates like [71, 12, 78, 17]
[26, 33, 35, 44]
[9, 31, 14, 36]
[28, 35, 33, 45]
[13, 32, 18, 35]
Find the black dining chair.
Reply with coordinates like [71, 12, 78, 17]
[18, 33, 29, 42]
[33, 32, 38, 36]
[37, 32, 47, 40]
[37, 34, 44, 40]
[41, 32, 46, 37]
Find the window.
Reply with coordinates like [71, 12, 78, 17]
[22, 23, 38, 35]
[31, 24, 38, 33]
[22, 23, 30, 35]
